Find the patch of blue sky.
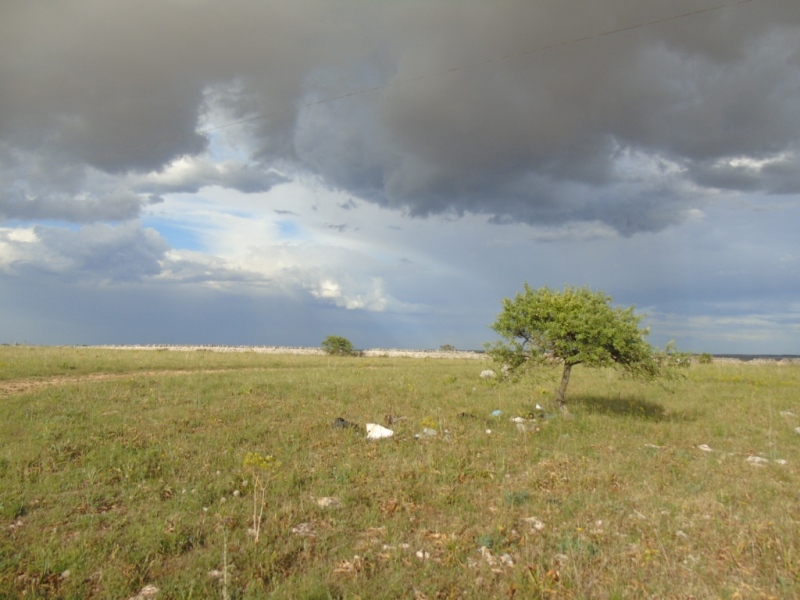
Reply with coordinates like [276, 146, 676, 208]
[276, 219, 304, 240]
[204, 130, 250, 163]
[142, 218, 205, 251]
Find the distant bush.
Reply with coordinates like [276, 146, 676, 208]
[321, 335, 356, 356]
[439, 344, 456, 352]
[696, 353, 714, 364]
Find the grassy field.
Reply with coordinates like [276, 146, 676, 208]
[1, 346, 799, 599]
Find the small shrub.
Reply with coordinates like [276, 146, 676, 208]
[696, 352, 713, 364]
[321, 335, 356, 356]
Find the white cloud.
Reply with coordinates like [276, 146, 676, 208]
[311, 277, 389, 311]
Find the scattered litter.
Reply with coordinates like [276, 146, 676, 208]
[333, 555, 364, 574]
[553, 553, 569, 566]
[127, 585, 159, 600]
[745, 456, 787, 466]
[366, 423, 394, 439]
[630, 510, 647, 520]
[468, 547, 515, 573]
[332, 417, 359, 430]
[290, 522, 317, 537]
[523, 517, 545, 531]
[415, 550, 430, 561]
[480, 370, 497, 379]
[535, 404, 543, 411]
[481, 546, 514, 567]
[7, 519, 23, 531]
[414, 428, 438, 439]
[60, 570, 70, 579]
[491, 409, 503, 417]
[316, 497, 342, 509]
[511, 417, 539, 432]
[795, 427, 800, 435]
[780, 411, 797, 418]
[644, 444, 666, 450]
[208, 569, 224, 580]
[697, 444, 714, 452]
[486, 429, 492, 434]
[676, 530, 689, 539]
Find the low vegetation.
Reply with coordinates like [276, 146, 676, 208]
[1, 346, 799, 598]
[321, 336, 357, 357]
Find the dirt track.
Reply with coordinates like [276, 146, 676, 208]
[0, 368, 251, 398]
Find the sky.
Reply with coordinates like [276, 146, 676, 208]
[1, 0, 799, 354]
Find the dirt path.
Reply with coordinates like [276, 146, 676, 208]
[0, 368, 249, 397]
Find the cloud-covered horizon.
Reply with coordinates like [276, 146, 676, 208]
[1, 0, 799, 353]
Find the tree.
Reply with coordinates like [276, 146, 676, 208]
[485, 284, 688, 413]
[321, 335, 356, 356]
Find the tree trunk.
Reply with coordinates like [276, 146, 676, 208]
[556, 362, 572, 414]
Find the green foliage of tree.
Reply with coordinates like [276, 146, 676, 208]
[485, 284, 689, 413]
[321, 335, 356, 356]
[439, 344, 456, 352]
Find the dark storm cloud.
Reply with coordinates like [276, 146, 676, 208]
[2, 0, 798, 233]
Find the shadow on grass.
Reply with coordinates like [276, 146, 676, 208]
[573, 394, 698, 422]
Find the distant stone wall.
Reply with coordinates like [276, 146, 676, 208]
[87, 345, 487, 359]
[360, 349, 486, 360]
[709, 356, 800, 365]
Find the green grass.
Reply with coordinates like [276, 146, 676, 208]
[1, 347, 799, 598]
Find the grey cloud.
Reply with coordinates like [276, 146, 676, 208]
[159, 253, 273, 286]
[134, 159, 288, 195]
[7, 222, 169, 282]
[688, 149, 800, 194]
[280, 0, 800, 232]
[2, 0, 799, 233]
[338, 199, 359, 210]
[1, 189, 148, 223]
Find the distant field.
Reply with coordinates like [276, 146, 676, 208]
[1, 346, 798, 598]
